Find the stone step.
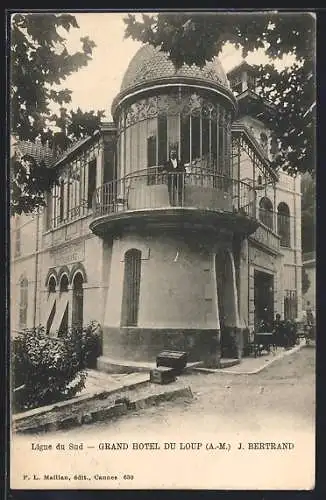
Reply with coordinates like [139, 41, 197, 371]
[86, 369, 130, 383]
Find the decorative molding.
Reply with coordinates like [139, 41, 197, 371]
[58, 266, 71, 284]
[69, 262, 88, 284]
[44, 268, 58, 287]
[122, 93, 225, 130]
[118, 240, 151, 262]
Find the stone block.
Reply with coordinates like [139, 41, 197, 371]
[150, 366, 176, 384]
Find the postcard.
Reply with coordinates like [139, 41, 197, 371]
[9, 10, 316, 490]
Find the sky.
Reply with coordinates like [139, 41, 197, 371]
[56, 12, 296, 121]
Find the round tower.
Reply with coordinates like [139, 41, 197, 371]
[90, 45, 258, 365]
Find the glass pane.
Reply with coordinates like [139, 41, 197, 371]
[191, 116, 200, 161]
[147, 136, 157, 167]
[158, 115, 167, 166]
[138, 120, 147, 171]
[202, 117, 210, 157]
[211, 120, 217, 172]
[125, 127, 131, 175]
[131, 123, 139, 173]
[181, 115, 190, 165]
[167, 115, 179, 155]
[147, 118, 157, 166]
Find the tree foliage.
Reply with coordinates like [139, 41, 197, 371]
[124, 12, 316, 175]
[11, 13, 105, 215]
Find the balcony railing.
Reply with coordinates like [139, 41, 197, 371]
[250, 223, 281, 252]
[50, 201, 90, 230]
[92, 167, 257, 219]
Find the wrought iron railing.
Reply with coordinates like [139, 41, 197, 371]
[92, 167, 257, 219]
[51, 201, 90, 229]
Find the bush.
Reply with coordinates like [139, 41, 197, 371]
[77, 320, 103, 369]
[12, 321, 103, 412]
[12, 326, 85, 412]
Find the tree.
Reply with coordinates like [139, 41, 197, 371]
[124, 12, 316, 176]
[11, 13, 105, 215]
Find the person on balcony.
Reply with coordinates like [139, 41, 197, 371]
[164, 149, 185, 206]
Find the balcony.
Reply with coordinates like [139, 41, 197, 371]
[90, 167, 259, 237]
[249, 223, 281, 254]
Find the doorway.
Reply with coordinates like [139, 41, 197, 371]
[72, 272, 84, 329]
[215, 250, 239, 358]
[254, 270, 274, 329]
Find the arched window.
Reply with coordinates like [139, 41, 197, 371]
[48, 276, 56, 294]
[72, 273, 84, 329]
[259, 197, 274, 230]
[121, 249, 142, 327]
[277, 202, 291, 247]
[59, 274, 69, 294]
[19, 277, 28, 329]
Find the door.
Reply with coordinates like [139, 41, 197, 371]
[254, 270, 274, 329]
[72, 273, 84, 329]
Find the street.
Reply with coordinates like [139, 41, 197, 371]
[50, 346, 315, 437]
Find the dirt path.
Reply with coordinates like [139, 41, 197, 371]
[46, 346, 315, 437]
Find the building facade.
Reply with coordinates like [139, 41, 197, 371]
[11, 48, 302, 365]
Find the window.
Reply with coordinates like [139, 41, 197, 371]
[191, 116, 200, 159]
[48, 276, 56, 294]
[66, 178, 71, 219]
[180, 115, 190, 164]
[259, 197, 274, 230]
[147, 135, 157, 167]
[46, 191, 53, 230]
[202, 116, 210, 158]
[87, 159, 97, 208]
[19, 277, 28, 329]
[211, 120, 218, 170]
[158, 115, 168, 165]
[15, 227, 21, 257]
[277, 202, 291, 247]
[218, 122, 225, 174]
[59, 274, 69, 294]
[103, 145, 115, 183]
[59, 180, 65, 222]
[147, 135, 157, 184]
[121, 249, 141, 327]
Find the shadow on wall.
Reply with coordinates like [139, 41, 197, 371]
[101, 326, 222, 364]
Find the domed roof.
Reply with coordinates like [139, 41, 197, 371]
[120, 44, 230, 93]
